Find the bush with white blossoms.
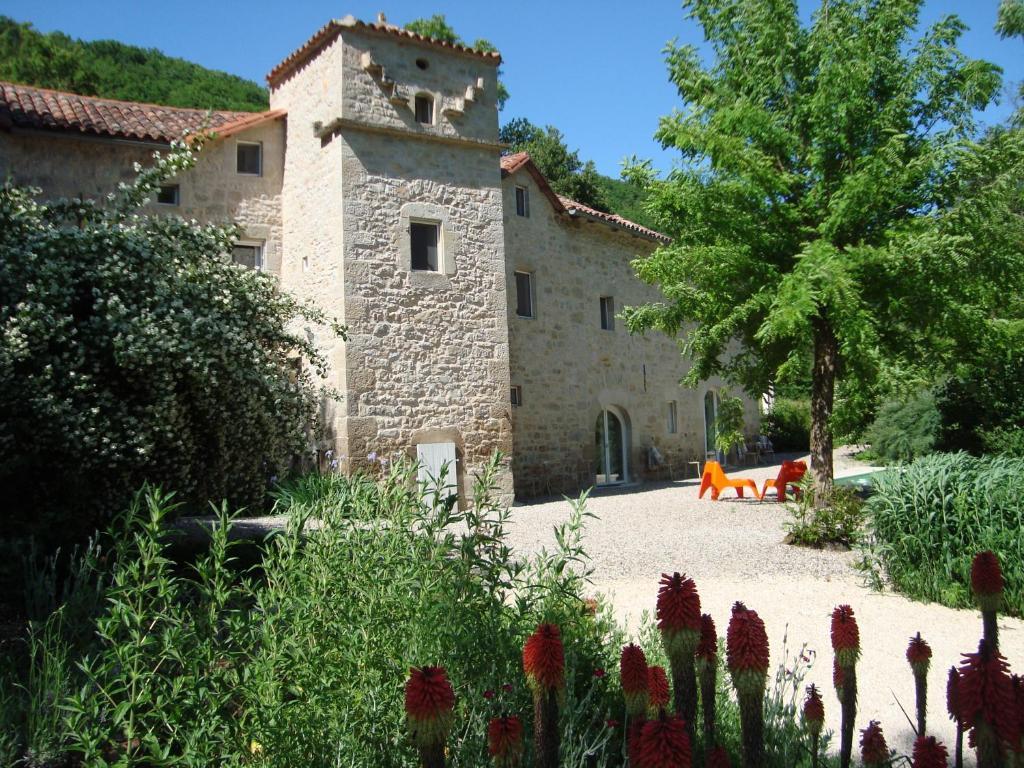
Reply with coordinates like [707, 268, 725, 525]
[0, 137, 344, 551]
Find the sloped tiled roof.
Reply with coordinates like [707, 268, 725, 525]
[501, 151, 669, 243]
[0, 81, 283, 143]
[268, 15, 501, 88]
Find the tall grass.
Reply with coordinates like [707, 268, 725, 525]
[863, 452, 1024, 615]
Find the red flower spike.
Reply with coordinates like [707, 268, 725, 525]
[957, 639, 1019, 748]
[726, 602, 770, 698]
[803, 683, 825, 737]
[971, 551, 1004, 611]
[860, 720, 889, 766]
[620, 642, 650, 718]
[657, 573, 702, 660]
[635, 712, 693, 768]
[487, 716, 524, 766]
[523, 623, 565, 694]
[707, 745, 731, 768]
[648, 665, 671, 713]
[912, 736, 949, 768]
[906, 632, 932, 677]
[405, 666, 455, 747]
[946, 666, 960, 723]
[830, 605, 861, 668]
[833, 658, 846, 698]
[695, 613, 718, 671]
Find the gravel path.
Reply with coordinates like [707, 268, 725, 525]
[506, 448, 1023, 764]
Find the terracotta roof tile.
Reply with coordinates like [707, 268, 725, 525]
[502, 151, 668, 243]
[268, 15, 501, 88]
[0, 82, 280, 143]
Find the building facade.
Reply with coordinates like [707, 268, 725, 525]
[0, 15, 760, 503]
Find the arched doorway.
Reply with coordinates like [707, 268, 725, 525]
[704, 390, 720, 460]
[595, 407, 629, 485]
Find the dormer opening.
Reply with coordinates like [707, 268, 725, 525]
[414, 93, 434, 125]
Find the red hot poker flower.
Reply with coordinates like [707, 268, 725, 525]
[487, 716, 524, 766]
[860, 720, 889, 766]
[957, 639, 1019, 748]
[946, 666, 961, 723]
[405, 666, 455, 747]
[695, 613, 718, 667]
[635, 712, 693, 768]
[803, 684, 825, 737]
[648, 665, 671, 713]
[831, 605, 861, 668]
[912, 736, 950, 768]
[906, 633, 932, 676]
[657, 573, 702, 659]
[706, 745, 731, 768]
[620, 642, 650, 718]
[833, 659, 846, 698]
[971, 551, 1004, 611]
[726, 602, 769, 698]
[523, 623, 565, 694]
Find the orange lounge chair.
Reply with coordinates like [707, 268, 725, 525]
[760, 460, 807, 502]
[698, 460, 759, 500]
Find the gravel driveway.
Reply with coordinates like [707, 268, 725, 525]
[505, 448, 1022, 764]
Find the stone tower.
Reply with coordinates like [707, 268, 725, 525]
[268, 16, 513, 500]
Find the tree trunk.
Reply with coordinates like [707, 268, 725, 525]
[810, 315, 837, 508]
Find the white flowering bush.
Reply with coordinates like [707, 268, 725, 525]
[0, 139, 343, 549]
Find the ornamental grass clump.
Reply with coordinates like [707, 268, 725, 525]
[621, 642, 651, 721]
[695, 613, 718, 753]
[802, 684, 825, 768]
[859, 720, 889, 767]
[487, 716, 524, 768]
[956, 639, 1018, 768]
[523, 623, 565, 768]
[971, 551, 1004, 650]
[831, 605, 860, 768]
[405, 666, 456, 768]
[907, 633, 932, 737]
[634, 711, 692, 768]
[913, 736, 951, 768]
[657, 572, 702, 739]
[726, 601, 769, 768]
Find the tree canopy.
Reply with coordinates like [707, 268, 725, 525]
[623, 0, 1021, 499]
[404, 14, 509, 109]
[0, 16, 269, 111]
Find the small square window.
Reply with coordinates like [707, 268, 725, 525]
[510, 385, 522, 407]
[600, 296, 615, 330]
[237, 142, 262, 175]
[410, 221, 440, 271]
[515, 186, 529, 217]
[514, 271, 533, 318]
[156, 184, 179, 205]
[667, 401, 678, 434]
[232, 242, 264, 270]
[414, 94, 434, 125]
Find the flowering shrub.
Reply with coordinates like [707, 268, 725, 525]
[0, 139, 342, 552]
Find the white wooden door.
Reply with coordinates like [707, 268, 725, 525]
[416, 442, 458, 503]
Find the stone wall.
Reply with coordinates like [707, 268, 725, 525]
[503, 170, 762, 498]
[0, 123, 285, 273]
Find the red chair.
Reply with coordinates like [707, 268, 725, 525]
[760, 460, 807, 502]
[699, 460, 760, 500]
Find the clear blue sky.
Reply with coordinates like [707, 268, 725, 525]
[3, 1, 1020, 177]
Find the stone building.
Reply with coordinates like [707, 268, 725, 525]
[0, 15, 760, 502]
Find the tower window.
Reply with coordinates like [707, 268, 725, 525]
[416, 58, 429, 70]
[515, 186, 529, 217]
[514, 271, 534, 318]
[232, 242, 264, 271]
[156, 184, 179, 205]
[414, 94, 434, 125]
[511, 385, 523, 407]
[600, 296, 615, 330]
[410, 221, 440, 271]
[236, 141, 262, 175]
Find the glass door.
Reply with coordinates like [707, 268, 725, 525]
[595, 409, 626, 484]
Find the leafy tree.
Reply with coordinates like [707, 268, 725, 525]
[500, 117, 610, 210]
[0, 141, 342, 550]
[623, 0, 1015, 502]
[404, 14, 510, 109]
[0, 16, 268, 111]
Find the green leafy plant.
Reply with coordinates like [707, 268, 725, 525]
[785, 479, 866, 549]
[865, 390, 940, 464]
[862, 453, 1024, 616]
[714, 389, 747, 459]
[763, 398, 811, 451]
